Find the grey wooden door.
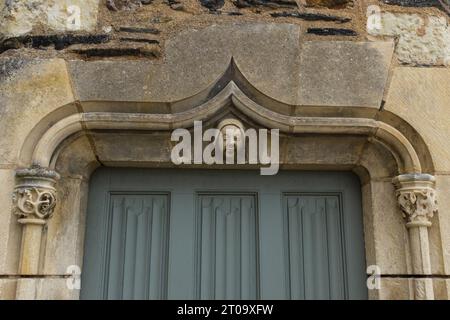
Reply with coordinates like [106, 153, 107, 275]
[81, 169, 367, 300]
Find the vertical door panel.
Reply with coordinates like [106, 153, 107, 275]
[284, 194, 346, 300]
[197, 194, 258, 299]
[104, 194, 169, 299]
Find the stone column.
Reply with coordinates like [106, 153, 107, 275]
[12, 167, 60, 300]
[393, 174, 438, 300]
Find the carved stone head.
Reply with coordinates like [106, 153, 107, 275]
[217, 119, 245, 158]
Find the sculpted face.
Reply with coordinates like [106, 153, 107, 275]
[220, 124, 243, 157]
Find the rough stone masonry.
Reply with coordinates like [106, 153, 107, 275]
[0, 0, 449, 65]
[1, 0, 450, 301]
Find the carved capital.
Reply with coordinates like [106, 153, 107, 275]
[12, 167, 60, 223]
[393, 174, 438, 228]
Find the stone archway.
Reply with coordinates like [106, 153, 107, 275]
[10, 65, 438, 299]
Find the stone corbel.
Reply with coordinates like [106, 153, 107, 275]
[12, 166, 60, 299]
[393, 173, 437, 300]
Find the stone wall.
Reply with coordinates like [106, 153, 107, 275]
[0, 0, 449, 65]
[368, 12, 450, 65]
[0, 0, 449, 300]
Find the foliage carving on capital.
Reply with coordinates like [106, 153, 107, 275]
[396, 188, 437, 225]
[393, 174, 438, 227]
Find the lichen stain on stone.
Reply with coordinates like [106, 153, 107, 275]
[416, 15, 429, 36]
[0, 59, 31, 83]
[0, 60, 69, 99]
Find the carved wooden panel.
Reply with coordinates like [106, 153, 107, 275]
[81, 168, 367, 300]
[196, 194, 258, 299]
[104, 194, 169, 299]
[284, 194, 347, 299]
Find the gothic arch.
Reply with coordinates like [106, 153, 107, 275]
[11, 61, 438, 300]
[19, 60, 429, 175]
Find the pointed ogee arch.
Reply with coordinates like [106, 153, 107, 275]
[29, 81, 421, 173]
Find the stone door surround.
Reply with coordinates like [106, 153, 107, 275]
[5, 23, 440, 300]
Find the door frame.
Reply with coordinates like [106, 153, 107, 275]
[9, 62, 437, 300]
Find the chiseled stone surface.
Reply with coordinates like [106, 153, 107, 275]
[378, 278, 450, 300]
[368, 180, 410, 274]
[374, 277, 450, 300]
[68, 23, 393, 108]
[368, 13, 450, 66]
[433, 278, 450, 300]
[8, 277, 79, 300]
[378, 278, 411, 300]
[9, 278, 79, 300]
[35, 278, 80, 300]
[0, 169, 13, 274]
[0, 169, 21, 275]
[54, 135, 98, 179]
[435, 175, 450, 277]
[163, 23, 302, 105]
[0, 58, 76, 166]
[384, 67, 450, 172]
[93, 132, 173, 165]
[283, 136, 366, 167]
[42, 177, 89, 275]
[298, 41, 394, 107]
[428, 194, 446, 275]
[40, 135, 98, 275]
[358, 142, 397, 179]
[0, 279, 16, 300]
[0, 0, 100, 38]
[68, 23, 302, 105]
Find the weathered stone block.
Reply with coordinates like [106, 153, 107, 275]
[384, 67, 450, 172]
[0, 169, 21, 275]
[13, 278, 80, 300]
[0, 58, 76, 165]
[0, 279, 17, 300]
[368, 181, 410, 274]
[435, 176, 450, 277]
[298, 41, 394, 107]
[368, 13, 450, 66]
[68, 23, 394, 109]
[0, 0, 100, 38]
[42, 177, 89, 275]
[377, 278, 412, 299]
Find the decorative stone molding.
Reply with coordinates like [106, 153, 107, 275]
[13, 167, 60, 223]
[27, 81, 421, 174]
[393, 174, 438, 228]
[12, 167, 61, 298]
[393, 173, 437, 300]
